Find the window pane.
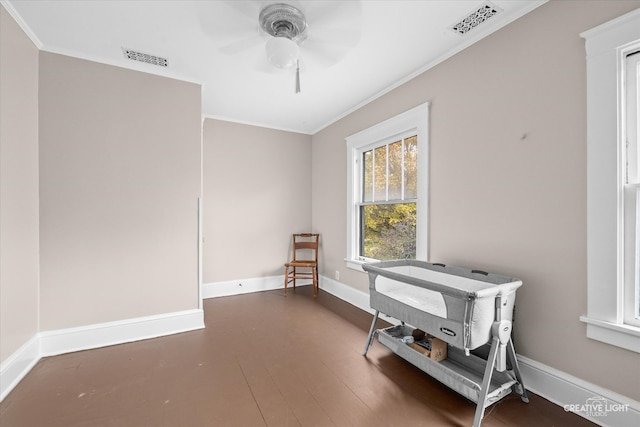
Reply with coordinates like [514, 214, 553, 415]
[362, 150, 373, 202]
[388, 140, 403, 200]
[404, 136, 418, 199]
[636, 189, 640, 319]
[636, 60, 640, 319]
[631, 56, 640, 184]
[361, 202, 416, 260]
[374, 145, 387, 202]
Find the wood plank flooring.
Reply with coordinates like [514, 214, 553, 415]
[0, 287, 595, 426]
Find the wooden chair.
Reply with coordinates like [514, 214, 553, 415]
[284, 233, 319, 297]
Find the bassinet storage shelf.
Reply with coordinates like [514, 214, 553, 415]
[362, 260, 529, 427]
[377, 324, 520, 407]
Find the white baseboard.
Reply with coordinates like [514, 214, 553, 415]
[318, 276, 372, 313]
[1, 308, 204, 402]
[518, 356, 640, 427]
[319, 276, 401, 324]
[320, 275, 640, 427]
[0, 334, 40, 402]
[202, 275, 310, 299]
[39, 308, 204, 357]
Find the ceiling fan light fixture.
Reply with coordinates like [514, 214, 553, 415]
[265, 36, 300, 69]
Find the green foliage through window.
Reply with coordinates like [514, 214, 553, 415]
[361, 203, 416, 260]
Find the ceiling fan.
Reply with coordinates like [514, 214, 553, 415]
[260, 3, 306, 93]
[211, 1, 362, 94]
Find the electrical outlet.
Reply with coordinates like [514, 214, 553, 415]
[335, 270, 340, 281]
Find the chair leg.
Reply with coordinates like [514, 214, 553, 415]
[283, 266, 288, 296]
[312, 266, 318, 297]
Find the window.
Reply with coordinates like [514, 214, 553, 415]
[624, 51, 640, 326]
[345, 103, 429, 271]
[581, 9, 640, 353]
[361, 135, 418, 260]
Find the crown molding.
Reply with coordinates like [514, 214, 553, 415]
[1, 0, 43, 49]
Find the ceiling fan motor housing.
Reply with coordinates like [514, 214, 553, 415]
[259, 3, 308, 43]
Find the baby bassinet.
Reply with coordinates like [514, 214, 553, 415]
[362, 260, 529, 427]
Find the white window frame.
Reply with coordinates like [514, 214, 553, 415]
[581, 9, 640, 353]
[345, 103, 430, 272]
[624, 52, 640, 326]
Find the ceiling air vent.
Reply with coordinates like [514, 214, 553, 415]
[122, 48, 169, 67]
[451, 2, 501, 35]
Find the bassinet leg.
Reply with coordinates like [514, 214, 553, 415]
[473, 336, 500, 427]
[363, 310, 380, 356]
[507, 339, 530, 403]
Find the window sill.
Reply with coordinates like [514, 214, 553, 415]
[345, 259, 366, 272]
[580, 316, 640, 353]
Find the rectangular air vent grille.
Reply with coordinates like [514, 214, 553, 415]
[122, 48, 168, 67]
[451, 2, 501, 35]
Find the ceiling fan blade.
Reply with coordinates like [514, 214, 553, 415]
[304, 26, 361, 48]
[303, 0, 363, 30]
[219, 34, 264, 55]
[253, 55, 280, 74]
[196, 0, 264, 54]
[219, 0, 261, 23]
[302, 26, 362, 68]
[298, 0, 363, 67]
[300, 42, 348, 69]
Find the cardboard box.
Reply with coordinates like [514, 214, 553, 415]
[427, 335, 447, 362]
[409, 335, 447, 362]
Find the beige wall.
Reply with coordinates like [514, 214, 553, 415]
[203, 119, 312, 283]
[0, 5, 40, 363]
[312, 1, 640, 400]
[38, 53, 202, 330]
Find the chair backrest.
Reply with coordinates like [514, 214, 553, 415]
[292, 233, 319, 262]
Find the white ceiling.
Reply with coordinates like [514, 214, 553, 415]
[6, 0, 546, 134]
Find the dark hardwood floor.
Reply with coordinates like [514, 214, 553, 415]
[0, 286, 595, 426]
